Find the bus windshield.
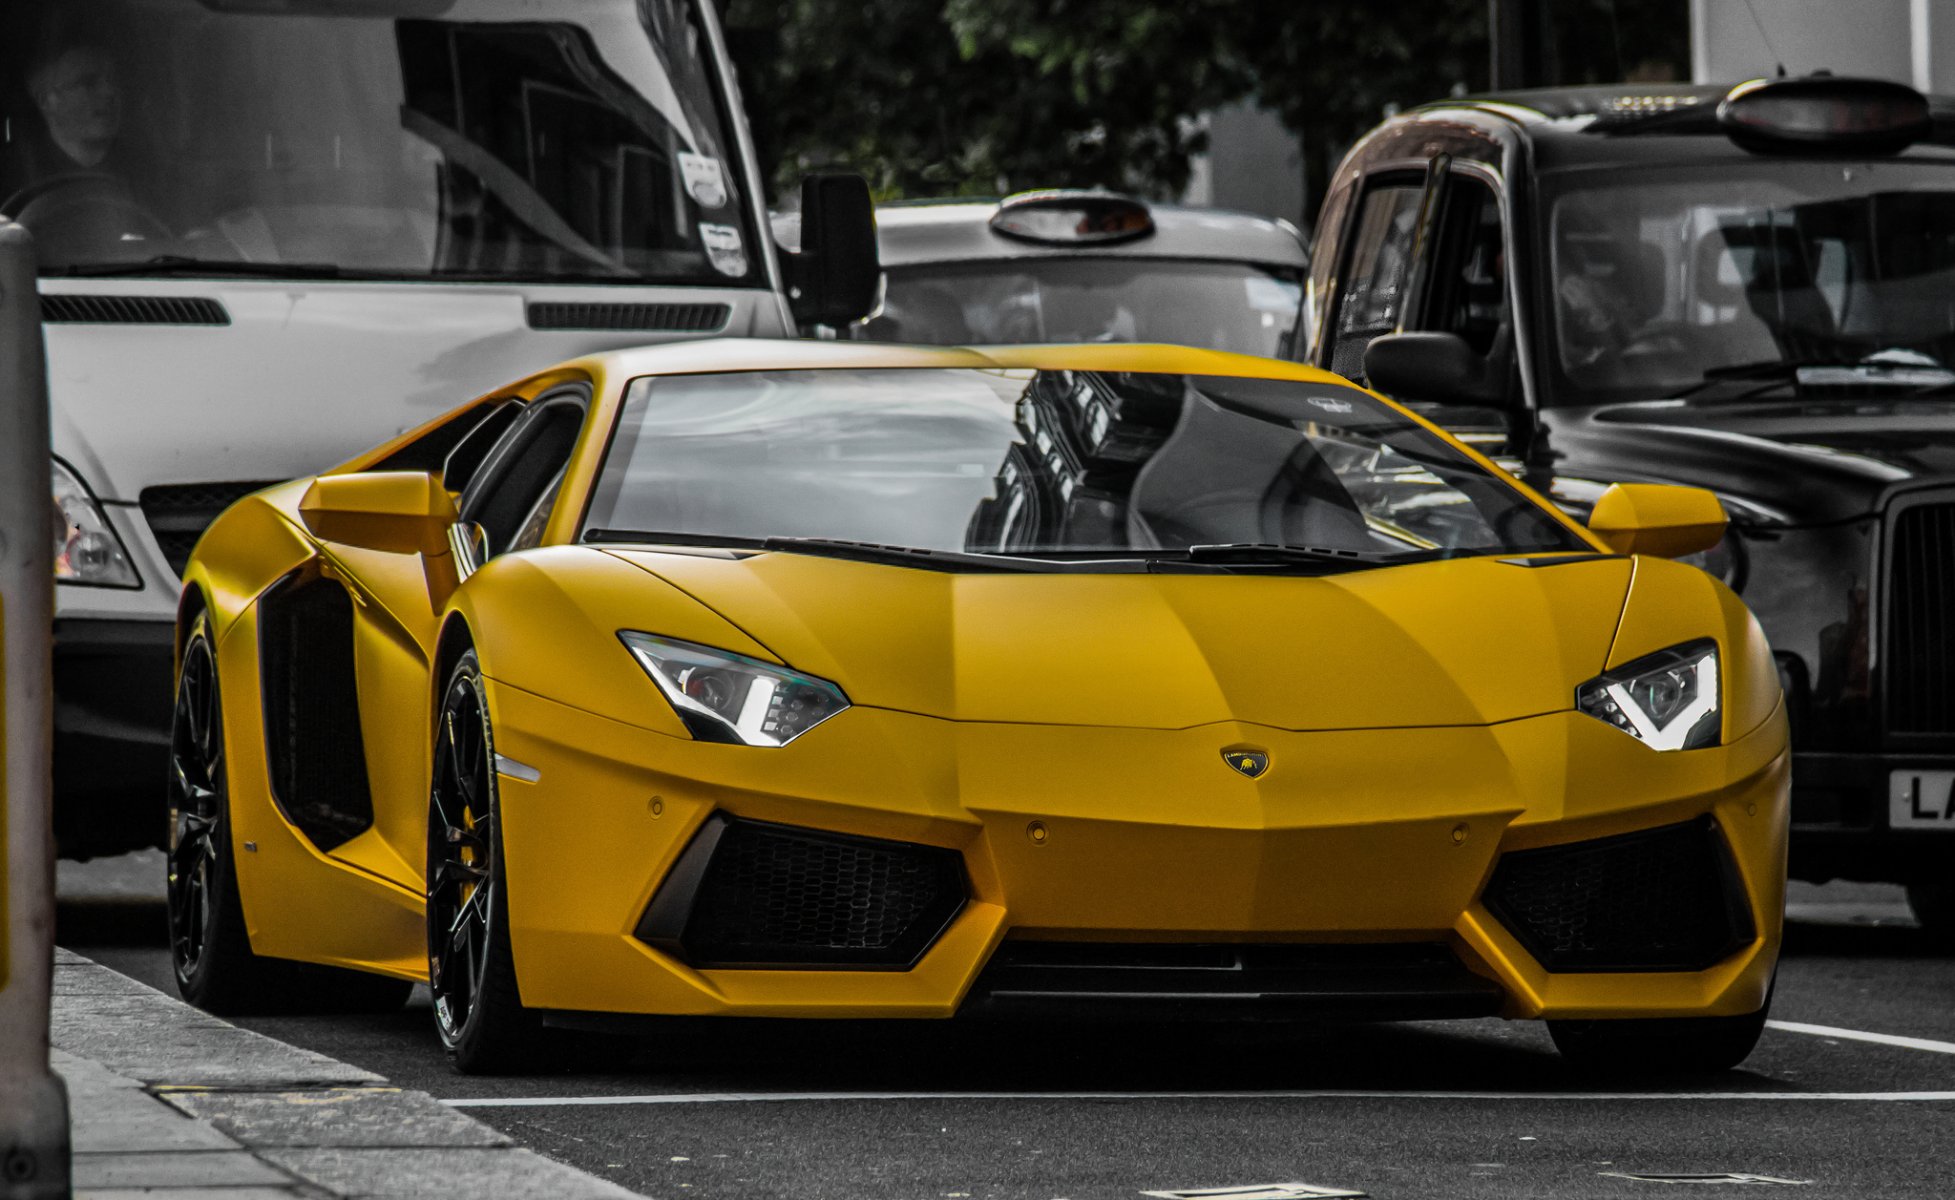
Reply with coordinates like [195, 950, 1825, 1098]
[1, 0, 762, 286]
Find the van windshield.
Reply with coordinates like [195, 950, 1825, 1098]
[1540, 160, 1955, 404]
[1, 0, 761, 286]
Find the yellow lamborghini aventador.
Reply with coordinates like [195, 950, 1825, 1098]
[168, 340, 1787, 1075]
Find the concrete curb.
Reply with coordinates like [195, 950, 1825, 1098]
[51, 949, 641, 1199]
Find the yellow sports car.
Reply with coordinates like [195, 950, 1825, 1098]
[169, 340, 1787, 1075]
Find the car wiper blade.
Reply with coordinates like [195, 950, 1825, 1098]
[57, 255, 343, 279]
[761, 537, 1053, 573]
[1677, 358, 1951, 398]
[1181, 542, 1405, 567]
[583, 529, 767, 549]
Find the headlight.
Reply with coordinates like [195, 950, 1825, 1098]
[619, 632, 849, 747]
[53, 459, 140, 588]
[1576, 640, 1720, 751]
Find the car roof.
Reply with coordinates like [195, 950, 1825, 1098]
[870, 198, 1309, 269]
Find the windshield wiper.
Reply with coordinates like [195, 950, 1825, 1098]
[1675, 358, 1951, 399]
[584, 530, 1060, 573]
[1180, 543, 1410, 569]
[57, 255, 344, 279]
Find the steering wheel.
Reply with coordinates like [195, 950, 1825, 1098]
[2, 172, 172, 253]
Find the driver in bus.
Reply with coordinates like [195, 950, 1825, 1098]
[27, 42, 124, 175]
[4, 40, 151, 259]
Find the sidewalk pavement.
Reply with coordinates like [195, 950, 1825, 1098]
[50, 949, 641, 1199]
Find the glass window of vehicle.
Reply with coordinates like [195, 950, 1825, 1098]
[583, 368, 1585, 564]
[1328, 180, 1426, 381]
[852, 259, 1304, 359]
[1541, 160, 1955, 404]
[1423, 174, 1509, 358]
[0, 0, 760, 285]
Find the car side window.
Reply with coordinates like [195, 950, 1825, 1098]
[1422, 174, 1508, 357]
[1328, 180, 1426, 381]
[458, 393, 587, 558]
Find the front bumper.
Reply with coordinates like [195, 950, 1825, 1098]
[52, 616, 175, 856]
[489, 681, 1787, 1025]
[1789, 751, 1955, 884]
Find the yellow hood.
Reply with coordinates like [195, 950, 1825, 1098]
[606, 549, 1632, 731]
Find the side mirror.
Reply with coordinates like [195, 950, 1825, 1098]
[782, 173, 880, 327]
[298, 471, 458, 556]
[1587, 483, 1727, 558]
[1363, 332, 1507, 407]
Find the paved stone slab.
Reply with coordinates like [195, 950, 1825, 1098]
[52, 960, 380, 1088]
[62, 1059, 241, 1155]
[264, 1147, 643, 1200]
[161, 1088, 511, 1150]
[72, 1150, 298, 1189]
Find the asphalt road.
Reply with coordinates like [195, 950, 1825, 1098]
[59, 851, 1955, 1199]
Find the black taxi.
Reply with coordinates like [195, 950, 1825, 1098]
[1303, 76, 1955, 936]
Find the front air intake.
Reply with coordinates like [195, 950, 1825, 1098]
[1482, 816, 1755, 972]
[637, 814, 966, 968]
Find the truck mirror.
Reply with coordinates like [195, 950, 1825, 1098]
[783, 174, 881, 328]
[1363, 331, 1509, 407]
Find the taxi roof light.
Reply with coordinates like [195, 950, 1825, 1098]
[989, 190, 1155, 246]
[1717, 76, 1931, 156]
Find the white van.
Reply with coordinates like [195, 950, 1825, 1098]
[5, 0, 874, 856]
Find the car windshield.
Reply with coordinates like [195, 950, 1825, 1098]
[1540, 160, 1955, 403]
[583, 368, 1584, 565]
[1, 0, 760, 285]
[853, 259, 1305, 358]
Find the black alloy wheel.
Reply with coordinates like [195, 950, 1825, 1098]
[168, 608, 412, 1015]
[427, 650, 542, 1072]
[167, 615, 225, 989]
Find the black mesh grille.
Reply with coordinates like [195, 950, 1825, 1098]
[42, 294, 230, 325]
[640, 816, 966, 968]
[1483, 817, 1755, 972]
[139, 482, 280, 576]
[526, 301, 729, 332]
[1886, 500, 1955, 734]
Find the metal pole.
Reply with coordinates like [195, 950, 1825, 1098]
[0, 217, 72, 1198]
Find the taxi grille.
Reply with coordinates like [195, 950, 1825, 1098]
[1885, 499, 1955, 735]
[637, 815, 966, 968]
[1483, 817, 1754, 972]
[139, 482, 280, 577]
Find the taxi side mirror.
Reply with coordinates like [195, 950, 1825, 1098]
[299, 471, 458, 556]
[783, 173, 881, 327]
[1586, 483, 1727, 558]
[1363, 331, 1511, 408]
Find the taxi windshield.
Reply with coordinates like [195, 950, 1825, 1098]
[1541, 160, 1955, 403]
[1, 0, 760, 285]
[582, 368, 1583, 565]
[853, 259, 1306, 359]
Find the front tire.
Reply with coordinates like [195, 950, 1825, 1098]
[168, 609, 410, 1015]
[1906, 881, 1955, 948]
[1549, 998, 1770, 1077]
[427, 650, 542, 1073]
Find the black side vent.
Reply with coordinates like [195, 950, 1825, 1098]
[257, 575, 375, 853]
[1885, 499, 1955, 735]
[42, 294, 231, 326]
[526, 301, 730, 333]
[637, 814, 966, 969]
[139, 481, 281, 577]
[1483, 816, 1755, 973]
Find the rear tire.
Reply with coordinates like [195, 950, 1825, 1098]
[1906, 881, 1955, 948]
[1549, 996, 1770, 1077]
[427, 650, 545, 1074]
[169, 610, 412, 1015]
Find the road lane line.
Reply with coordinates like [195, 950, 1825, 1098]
[1766, 1019, 1955, 1055]
[443, 1089, 1955, 1108]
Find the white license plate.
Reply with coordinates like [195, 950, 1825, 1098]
[1890, 770, 1955, 829]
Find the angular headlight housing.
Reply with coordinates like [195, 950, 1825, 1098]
[619, 632, 849, 747]
[1577, 640, 1721, 751]
[53, 458, 140, 588]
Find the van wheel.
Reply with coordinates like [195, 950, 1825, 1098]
[168, 610, 412, 1015]
[1549, 998, 1770, 1077]
[427, 651, 543, 1073]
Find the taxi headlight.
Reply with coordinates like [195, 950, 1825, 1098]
[53, 458, 140, 588]
[619, 631, 848, 747]
[1577, 640, 1720, 751]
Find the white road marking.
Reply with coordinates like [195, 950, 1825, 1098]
[1766, 1019, 1955, 1056]
[442, 1089, 1955, 1109]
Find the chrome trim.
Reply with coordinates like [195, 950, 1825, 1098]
[494, 754, 541, 784]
